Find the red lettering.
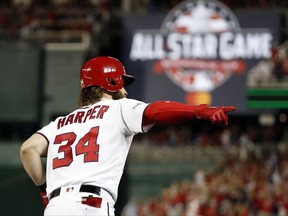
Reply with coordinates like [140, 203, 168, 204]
[57, 105, 110, 129]
[83, 108, 92, 122]
[96, 105, 109, 119]
[89, 105, 100, 120]
[58, 117, 66, 129]
[74, 111, 85, 123]
[65, 114, 75, 126]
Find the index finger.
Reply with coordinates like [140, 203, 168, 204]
[221, 106, 237, 112]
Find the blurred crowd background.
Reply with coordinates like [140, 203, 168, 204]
[123, 118, 288, 216]
[0, 0, 288, 216]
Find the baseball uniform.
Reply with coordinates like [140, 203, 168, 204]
[38, 98, 151, 215]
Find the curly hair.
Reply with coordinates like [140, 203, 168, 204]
[77, 86, 105, 107]
[78, 86, 126, 107]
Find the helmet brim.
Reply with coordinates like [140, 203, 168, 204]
[122, 74, 135, 87]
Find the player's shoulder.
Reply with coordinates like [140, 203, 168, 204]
[118, 98, 146, 106]
[117, 98, 149, 112]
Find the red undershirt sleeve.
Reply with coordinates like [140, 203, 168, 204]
[143, 101, 198, 125]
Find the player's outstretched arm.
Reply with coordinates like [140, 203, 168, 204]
[143, 101, 236, 127]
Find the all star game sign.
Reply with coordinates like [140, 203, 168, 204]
[122, 0, 281, 113]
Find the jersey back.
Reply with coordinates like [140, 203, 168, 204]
[38, 98, 149, 202]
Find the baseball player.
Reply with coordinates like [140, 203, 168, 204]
[20, 56, 236, 216]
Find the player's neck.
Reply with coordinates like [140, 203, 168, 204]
[101, 93, 113, 100]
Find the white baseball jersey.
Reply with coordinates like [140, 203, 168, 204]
[37, 98, 151, 205]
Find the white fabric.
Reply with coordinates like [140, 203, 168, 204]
[38, 98, 150, 208]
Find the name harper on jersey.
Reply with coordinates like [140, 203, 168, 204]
[57, 105, 110, 129]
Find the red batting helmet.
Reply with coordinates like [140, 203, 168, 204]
[80, 56, 135, 92]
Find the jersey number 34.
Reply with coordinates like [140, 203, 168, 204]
[52, 126, 100, 169]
